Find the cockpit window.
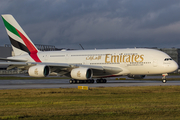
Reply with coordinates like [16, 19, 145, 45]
[164, 58, 172, 61]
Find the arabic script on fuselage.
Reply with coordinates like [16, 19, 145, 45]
[86, 56, 102, 60]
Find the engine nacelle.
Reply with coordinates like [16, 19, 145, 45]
[28, 65, 50, 77]
[71, 68, 93, 80]
[128, 75, 146, 79]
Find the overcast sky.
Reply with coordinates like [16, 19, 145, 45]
[0, 0, 180, 49]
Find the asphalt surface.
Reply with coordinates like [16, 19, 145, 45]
[0, 76, 180, 89]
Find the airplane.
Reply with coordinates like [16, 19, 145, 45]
[0, 14, 178, 84]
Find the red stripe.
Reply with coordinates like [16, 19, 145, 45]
[30, 53, 41, 62]
[16, 29, 41, 62]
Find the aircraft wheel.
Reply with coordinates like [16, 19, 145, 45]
[88, 80, 91, 83]
[96, 79, 107, 83]
[162, 74, 168, 83]
[104, 79, 107, 83]
[69, 80, 73, 84]
[73, 80, 76, 84]
[102, 79, 105, 83]
[100, 79, 104, 83]
[162, 79, 167, 83]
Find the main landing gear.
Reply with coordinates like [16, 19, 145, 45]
[69, 79, 94, 84]
[96, 79, 107, 83]
[69, 79, 107, 84]
[162, 73, 168, 83]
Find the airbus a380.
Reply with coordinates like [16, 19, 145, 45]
[0, 14, 178, 83]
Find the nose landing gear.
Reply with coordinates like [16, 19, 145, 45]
[162, 73, 168, 83]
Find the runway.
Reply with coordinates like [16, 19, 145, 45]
[1, 77, 180, 89]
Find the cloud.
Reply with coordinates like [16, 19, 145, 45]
[0, 0, 180, 49]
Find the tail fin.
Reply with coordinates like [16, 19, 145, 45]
[1, 14, 41, 62]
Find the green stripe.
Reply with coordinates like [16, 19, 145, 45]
[2, 17, 21, 38]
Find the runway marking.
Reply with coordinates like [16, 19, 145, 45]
[78, 86, 89, 90]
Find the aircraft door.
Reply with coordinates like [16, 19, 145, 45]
[65, 54, 69, 62]
[83, 60, 89, 65]
[44, 54, 48, 61]
[153, 59, 158, 67]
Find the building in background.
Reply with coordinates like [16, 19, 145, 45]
[0, 45, 12, 69]
[159, 48, 179, 65]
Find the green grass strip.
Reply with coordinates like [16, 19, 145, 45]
[0, 86, 180, 119]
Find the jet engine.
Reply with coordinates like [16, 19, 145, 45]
[28, 65, 50, 77]
[70, 68, 93, 80]
[128, 75, 146, 79]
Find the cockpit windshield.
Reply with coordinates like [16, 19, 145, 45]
[164, 58, 173, 61]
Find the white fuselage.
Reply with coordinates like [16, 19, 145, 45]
[11, 48, 178, 77]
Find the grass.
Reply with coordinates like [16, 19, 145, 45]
[0, 86, 180, 119]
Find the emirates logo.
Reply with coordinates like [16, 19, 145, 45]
[77, 71, 81, 77]
[34, 68, 38, 75]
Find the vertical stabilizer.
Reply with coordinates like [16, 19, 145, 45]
[1, 14, 41, 62]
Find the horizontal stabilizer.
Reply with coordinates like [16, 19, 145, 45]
[0, 57, 27, 62]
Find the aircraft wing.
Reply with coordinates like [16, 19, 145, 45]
[0, 61, 70, 67]
[0, 62, 70, 70]
[0, 62, 123, 76]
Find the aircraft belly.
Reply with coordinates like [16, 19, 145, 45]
[127, 66, 149, 75]
[128, 65, 168, 75]
[92, 69, 116, 77]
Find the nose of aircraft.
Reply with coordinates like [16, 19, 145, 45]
[170, 60, 179, 72]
